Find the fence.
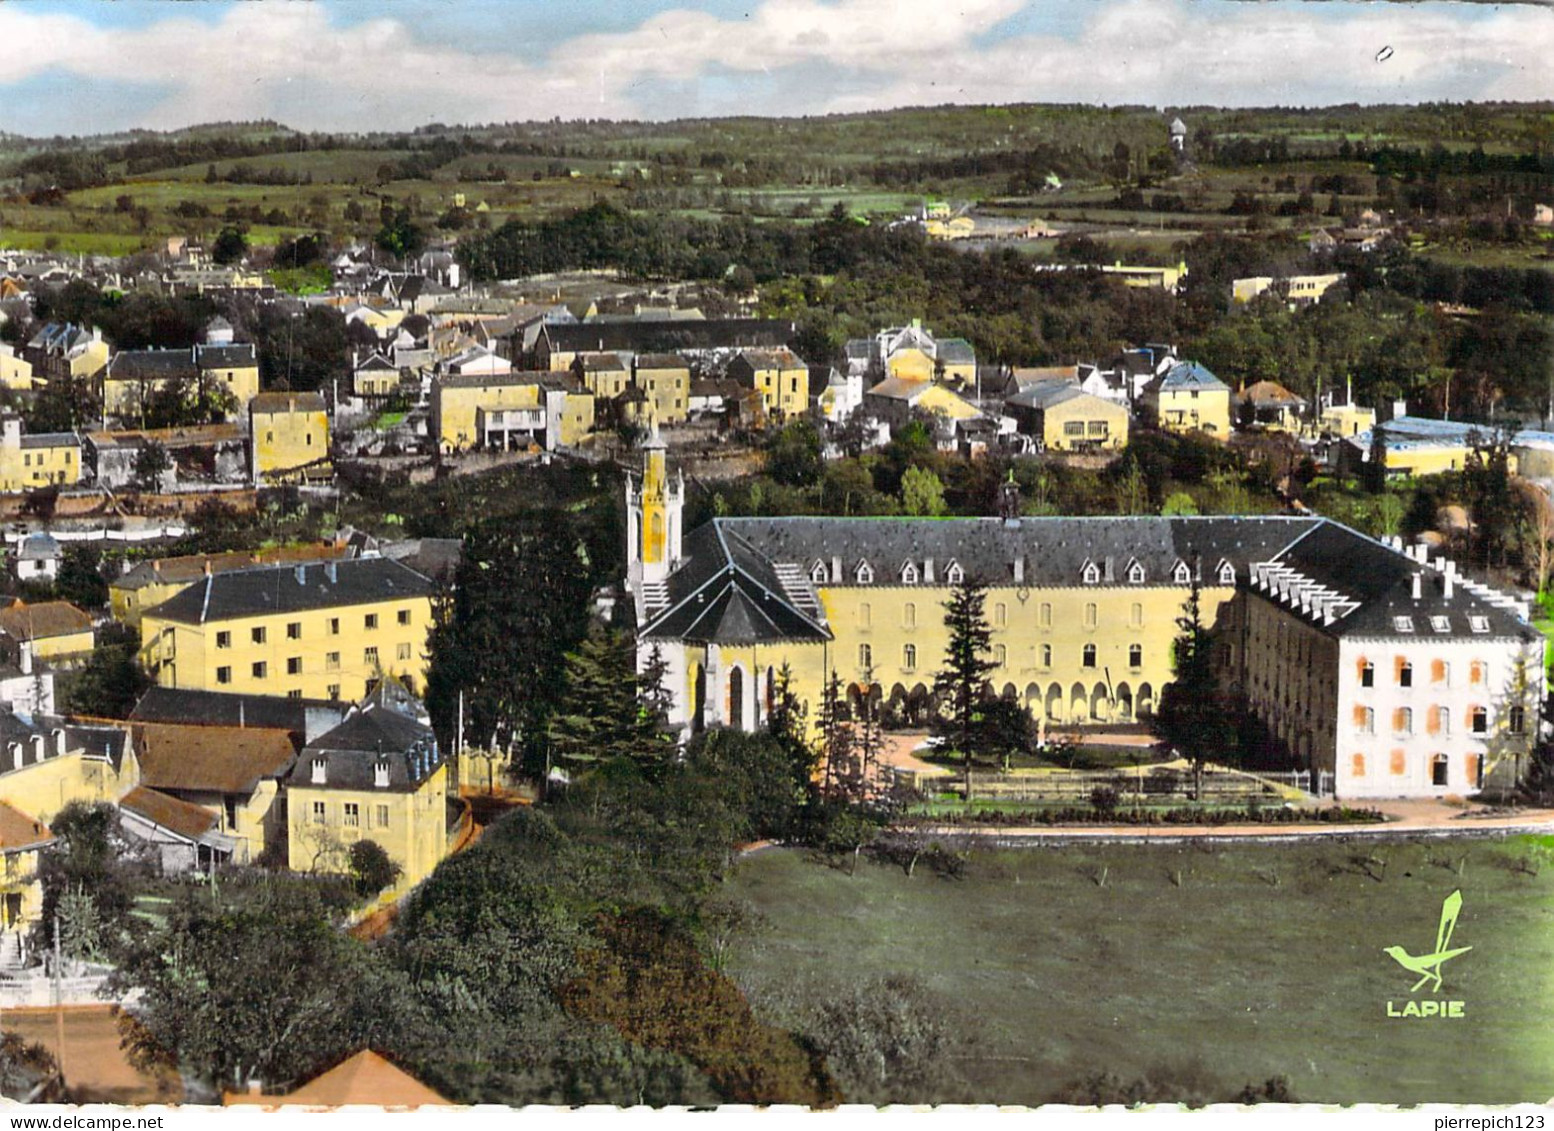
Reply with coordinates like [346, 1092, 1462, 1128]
[936, 766, 1328, 803]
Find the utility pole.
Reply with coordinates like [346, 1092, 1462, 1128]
[52, 912, 66, 1088]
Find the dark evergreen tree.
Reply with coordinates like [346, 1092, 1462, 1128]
[1154, 576, 1238, 798]
[933, 577, 997, 785]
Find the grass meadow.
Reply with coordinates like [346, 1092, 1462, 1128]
[726, 836, 1554, 1106]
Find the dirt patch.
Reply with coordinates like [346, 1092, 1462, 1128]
[5, 1005, 180, 1105]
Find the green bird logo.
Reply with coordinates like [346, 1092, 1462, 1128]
[1383, 890, 1472, 993]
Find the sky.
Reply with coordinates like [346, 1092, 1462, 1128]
[0, 0, 1549, 136]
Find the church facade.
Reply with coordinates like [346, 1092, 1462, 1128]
[623, 447, 1544, 801]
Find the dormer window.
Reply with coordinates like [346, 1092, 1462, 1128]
[1468, 615, 1489, 634]
[1172, 560, 1191, 585]
[1430, 616, 1451, 634]
[1081, 561, 1101, 585]
[900, 561, 920, 585]
[1126, 560, 1145, 584]
[944, 561, 964, 585]
[1394, 616, 1415, 634]
[1217, 560, 1235, 585]
[855, 560, 874, 585]
[310, 757, 327, 784]
[810, 561, 828, 584]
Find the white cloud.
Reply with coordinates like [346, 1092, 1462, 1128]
[0, 0, 1549, 133]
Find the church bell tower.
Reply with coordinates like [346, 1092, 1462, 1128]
[625, 426, 684, 601]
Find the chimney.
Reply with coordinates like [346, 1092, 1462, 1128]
[310, 757, 326, 784]
[325, 561, 338, 584]
[924, 558, 935, 584]
[831, 555, 841, 583]
[1444, 572, 1454, 600]
[1013, 556, 1025, 584]
[1411, 573, 1422, 601]
[1103, 556, 1114, 583]
[294, 564, 306, 585]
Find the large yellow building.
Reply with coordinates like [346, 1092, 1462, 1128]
[1141, 360, 1232, 437]
[0, 414, 80, 493]
[111, 543, 353, 628]
[103, 346, 256, 424]
[195, 343, 261, 409]
[633, 353, 692, 425]
[249, 392, 331, 483]
[626, 453, 1543, 800]
[727, 349, 810, 419]
[286, 688, 450, 889]
[1339, 416, 1519, 481]
[138, 557, 437, 703]
[431, 371, 594, 453]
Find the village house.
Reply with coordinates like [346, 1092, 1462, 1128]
[1233, 380, 1308, 432]
[137, 557, 437, 703]
[726, 348, 811, 420]
[1140, 360, 1232, 437]
[0, 601, 95, 666]
[249, 393, 331, 484]
[0, 414, 80, 492]
[431, 371, 595, 453]
[1004, 382, 1129, 452]
[111, 544, 353, 628]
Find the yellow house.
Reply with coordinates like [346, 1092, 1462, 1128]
[1232, 273, 1345, 307]
[1100, 261, 1189, 293]
[572, 353, 631, 400]
[431, 372, 595, 453]
[1142, 361, 1232, 437]
[0, 415, 80, 492]
[249, 392, 331, 483]
[1006, 383, 1129, 452]
[194, 343, 260, 409]
[727, 349, 810, 419]
[1317, 401, 1376, 440]
[286, 693, 450, 890]
[1339, 417, 1519, 480]
[138, 557, 437, 703]
[0, 601, 95, 664]
[352, 352, 401, 400]
[863, 376, 983, 434]
[0, 802, 51, 943]
[632, 353, 692, 424]
[102, 349, 198, 422]
[110, 543, 353, 629]
[129, 722, 295, 864]
[885, 348, 936, 383]
[0, 343, 33, 391]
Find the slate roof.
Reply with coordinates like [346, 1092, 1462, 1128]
[114, 544, 351, 592]
[143, 558, 434, 625]
[132, 722, 297, 794]
[936, 338, 976, 364]
[542, 319, 793, 356]
[19, 431, 79, 450]
[194, 344, 256, 369]
[1007, 382, 1118, 412]
[109, 349, 197, 380]
[120, 785, 219, 842]
[292, 703, 441, 792]
[635, 353, 690, 371]
[381, 538, 462, 584]
[574, 353, 627, 372]
[129, 686, 345, 742]
[1157, 361, 1229, 393]
[17, 533, 60, 561]
[644, 515, 1538, 648]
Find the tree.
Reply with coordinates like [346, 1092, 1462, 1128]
[765, 420, 823, 488]
[61, 623, 149, 719]
[132, 440, 172, 493]
[425, 516, 593, 778]
[35, 802, 138, 960]
[817, 669, 855, 799]
[547, 627, 670, 780]
[54, 544, 109, 609]
[1154, 577, 1238, 798]
[933, 577, 997, 788]
[212, 226, 249, 266]
[0, 1033, 61, 1102]
[349, 840, 401, 897]
[766, 662, 818, 803]
[974, 695, 1035, 771]
[900, 465, 946, 517]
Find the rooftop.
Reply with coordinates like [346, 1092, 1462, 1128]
[142, 558, 434, 626]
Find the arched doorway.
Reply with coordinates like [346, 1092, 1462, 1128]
[1046, 683, 1064, 722]
[1091, 682, 1110, 722]
[1137, 682, 1155, 719]
[1115, 682, 1133, 721]
[728, 666, 744, 730]
[1069, 682, 1087, 723]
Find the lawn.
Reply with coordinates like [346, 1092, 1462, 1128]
[725, 838, 1554, 1105]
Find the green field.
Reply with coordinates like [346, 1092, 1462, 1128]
[726, 838, 1554, 1105]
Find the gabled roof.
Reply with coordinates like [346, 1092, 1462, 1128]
[0, 601, 92, 642]
[0, 801, 51, 853]
[129, 686, 346, 743]
[1156, 360, 1229, 393]
[194, 344, 256, 370]
[108, 349, 197, 381]
[541, 319, 793, 355]
[1007, 382, 1122, 414]
[114, 544, 351, 592]
[936, 338, 976, 364]
[733, 348, 805, 371]
[132, 722, 296, 794]
[143, 558, 434, 625]
[294, 702, 441, 792]
[225, 1050, 448, 1107]
[1236, 380, 1307, 409]
[120, 785, 219, 843]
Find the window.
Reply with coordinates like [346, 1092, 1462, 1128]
[287, 689, 302, 699]
[994, 644, 1006, 666]
[1172, 560, 1191, 584]
[216, 631, 231, 649]
[251, 661, 267, 679]
[251, 627, 266, 644]
[903, 644, 917, 671]
[329, 617, 340, 636]
[1510, 706, 1526, 735]
[398, 609, 411, 626]
[1130, 602, 1143, 628]
[900, 561, 919, 584]
[1084, 603, 1098, 629]
[375, 804, 390, 829]
[1082, 562, 1100, 585]
[858, 643, 872, 670]
[216, 666, 232, 685]
[1064, 421, 1085, 436]
[326, 651, 340, 670]
[855, 560, 873, 584]
[858, 603, 871, 628]
[327, 684, 341, 701]
[1040, 644, 1052, 667]
[1082, 644, 1097, 668]
[287, 621, 301, 640]
[1357, 707, 1375, 735]
[1127, 561, 1145, 584]
[1431, 755, 1449, 787]
[1390, 750, 1406, 775]
[1398, 661, 1412, 688]
[1433, 707, 1450, 736]
[1430, 616, 1450, 634]
[287, 657, 302, 675]
[945, 562, 964, 585]
[1039, 603, 1052, 628]
[1472, 706, 1488, 734]
[810, 561, 828, 584]
[311, 801, 325, 825]
[365, 613, 379, 630]
[266, 431, 275, 443]
[364, 646, 379, 666]
[306, 433, 313, 446]
[1218, 561, 1235, 585]
[1359, 661, 1373, 687]
[1087, 421, 1108, 436]
[1394, 616, 1415, 634]
[397, 643, 412, 661]
[993, 602, 1006, 627]
[1470, 661, 1487, 685]
[1129, 644, 1143, 668]
[344, 803, 359, 828]
[903, 602, 916, 629]
[1432, 660, 1450, 686]
[1468, 616, 1490, 634]
[1395, 707, 1413, 735]
[1351, 753, 1366, 777]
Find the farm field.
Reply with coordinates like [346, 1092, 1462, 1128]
[726, 838, 1554, 1106]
